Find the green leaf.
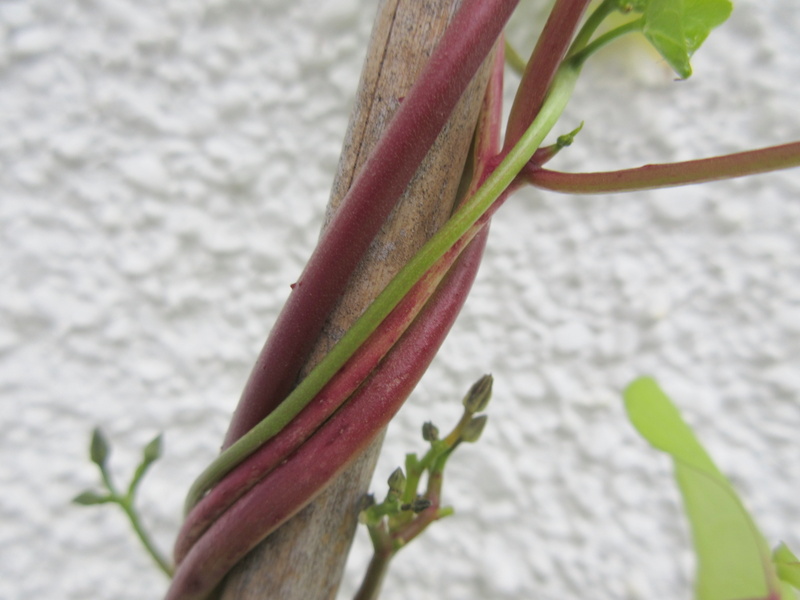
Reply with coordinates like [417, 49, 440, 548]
[774, 543, 800, 590]
[72, 490, 114, 506]
[90, 427, 110, 467]
[623, 377, 786, 600]
[641, 0, 732, 78]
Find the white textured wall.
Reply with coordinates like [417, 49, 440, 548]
[2, 1, 799, 599]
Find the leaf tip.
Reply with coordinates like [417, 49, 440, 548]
[623, 375, 660, 404]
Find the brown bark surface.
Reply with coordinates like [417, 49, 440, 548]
[219, 1, 493, 597]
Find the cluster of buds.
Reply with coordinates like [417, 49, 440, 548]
[358, 375, 493, 567]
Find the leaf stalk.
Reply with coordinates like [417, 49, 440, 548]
[525, 142, 800, 194]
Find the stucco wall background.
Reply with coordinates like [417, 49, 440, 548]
[2, 1, 799, 599]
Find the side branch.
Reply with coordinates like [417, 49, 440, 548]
[523, 142, 800, 194]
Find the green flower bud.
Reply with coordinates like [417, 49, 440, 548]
[409, 497, 432, 513]
[142, 434, 163, 466]
[460, 415, 488, 443]
[462, 374, 493, 414]
[72, 490, 113, 506]
[421, 421, 439, 442]
[387, 467, 406, 495]
[90, 427, 109, 467]
[400, 497, 432, 513]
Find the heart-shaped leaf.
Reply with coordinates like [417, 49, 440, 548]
[641, 0, 732, 78]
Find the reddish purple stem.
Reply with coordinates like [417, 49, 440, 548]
[524, 142, 800, 193]
[223, 0, 519, 448]
[174, 211, 483, 564]
[167, 0, 800, 590]
[503, 0, 589, 150]
[168, 32, 514, 600]
[166, 227, 490, 600]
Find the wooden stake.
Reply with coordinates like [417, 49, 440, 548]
[219, 1, 494, 597]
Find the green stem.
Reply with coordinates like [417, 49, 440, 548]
[118, 497, 174, 578]
[569, 17, 644, 67]
[443, 412, 473, 447]
[403, 454, 427, 506]
[568, 0, 618, 54]
[184, 62, 582, 514]
[400, 439, 450, 506]
[360, 503, 446, 599]
[504, 39, 527, 75]
[99, 464, 119, 498]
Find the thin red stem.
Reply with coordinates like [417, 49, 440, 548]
[503, 0, 590, 150]
[523, 142, 800, 194]
[174, 216, 479, 563]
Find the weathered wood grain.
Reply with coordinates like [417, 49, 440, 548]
[219, 1, 493, 596]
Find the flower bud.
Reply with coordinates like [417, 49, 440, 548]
[359, 493, 376, 511]
[90, 427, 109, 467]
[421, 421, 439, 442]
[387, 467, 406, 496]
[462, 374, 493, 414]
[402, 498, 432, 513]
[460, 415, 488, 443]
[142, 433, 163, 465]
[72, 490, 111, 506]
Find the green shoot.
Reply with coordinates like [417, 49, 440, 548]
[73, 428, 173, 578]
[355, 375, 493, 600]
